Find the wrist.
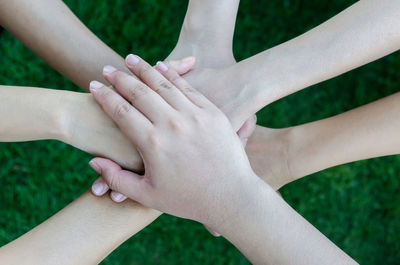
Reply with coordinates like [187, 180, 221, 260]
[178, 0, 239, 51]
[212, 175, 275, 237]
[237, 41, 320, 109]
[56, 91, 92, 143]
[286, 123, 321, 181]
[205, 172, 269, 232]
[39, 89, 75, 142]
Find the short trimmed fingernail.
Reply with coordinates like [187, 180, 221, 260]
[89, 160, 101, 175]
[111, 192, 126, 202]
[241, 138, 248, 147]
[92, 181, 106, 195]
[103, 65, 117, 74]
[126, 54, 139, 67]
[89, 81, 104, 92]
[156, 61, 168, 72]
[252, 115, 257, 122]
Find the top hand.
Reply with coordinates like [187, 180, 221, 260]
[87, 56, 357, 265]
[88, 55, 258, 227]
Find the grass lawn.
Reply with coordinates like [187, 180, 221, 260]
[1, 0, 399, 264]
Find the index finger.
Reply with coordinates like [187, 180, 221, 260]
[89, 80, 152, 147]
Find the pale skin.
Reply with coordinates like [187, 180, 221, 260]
[0, 1, 394, 262]
[0, 0, 246, 263]
[0, 192, 160, 265]
[247, 91, 400, 190]
[88, 56, 357, 265]
[166, 0, 400, 130]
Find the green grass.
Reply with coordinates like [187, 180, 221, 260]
[1, 0, 400, 264]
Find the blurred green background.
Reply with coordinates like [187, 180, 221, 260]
[1, 0, 399, 264]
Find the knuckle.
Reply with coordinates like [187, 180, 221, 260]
[191, 113, 207, 126]
[113, 102, 131, 120]
[104, 170, 121, 191]
[179, 85, 195, 95]
[147, 133, 163, 149]
[127, 84, 147, 100]
[154, 80, 173, 94]
[168, 119, 187, 132]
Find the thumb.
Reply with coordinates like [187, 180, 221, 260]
[237, 115, 257, 147]
[89, 158, 147, 203]
[164, 56, 196, 75]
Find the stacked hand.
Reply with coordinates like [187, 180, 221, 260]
[88, 55, 260, 230]
[87, 17, 290, 202]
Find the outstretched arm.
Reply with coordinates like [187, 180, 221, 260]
[168, 0, 240, 67]
[247, 92, 400, 190]
[0, 191, 160, 265]
[0, 0, 128, 90]
[188, 0, 400, 129]
[0, 85, 143, 170]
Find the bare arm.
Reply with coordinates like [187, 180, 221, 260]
[0, 191, 160, 265]
[168, 0, 240, 67]
[247, 92, 400, 189]
[88, 57, 357, 265]
[0, 86, 67, 142]
[188, 0, 400, 129]
[0, 0, 127, 90]
[0, 85, 143, 170]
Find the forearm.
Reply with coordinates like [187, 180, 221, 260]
[288, 91, 400, 181]
[169, 0, 239, 67]
[248, 92, 400, 188]
[0, 86, 143, 170]
[232, 0, 400, 113]
[219, 178, 356, 265]
[182, 0, 240, 45]
[0, 86, 69, 142]
[0, 191, 161, 265]
[0, 0, 127, 91]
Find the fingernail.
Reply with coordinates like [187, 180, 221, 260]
[111, 192, 126, 202]
[156, 61, 168, 72]
[126, 54, 140, 67]
[92, 181, 106, 196]
[89, 81, 104, 93]
[241, 138, 248, 147]
[103, 65, 117, 74]
[89, 160, 102, 175]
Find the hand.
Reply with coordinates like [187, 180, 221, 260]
[88, 55, 259, 228]
[166, 17, 251, 131]
[61, 58, 196, 176]
[90, 114, 257, 202]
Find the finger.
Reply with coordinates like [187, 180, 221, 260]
[110, 191, 128, 203]
[89, 80, 152, 146]
[91, 177, 110, 196]
[204, 225, 221, 237]
[89, 158, 148, 203]
[125, 54, 192, 110]
[102, 66, 174, 123]
[155, 62, 214, 109]
[237, 115, 257, 147]
[164, 56, 196, 75]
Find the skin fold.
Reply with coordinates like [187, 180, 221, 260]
[88, 56, 357, 265]
[0, 0, 246, 263]
[0, 0, 398, 263]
